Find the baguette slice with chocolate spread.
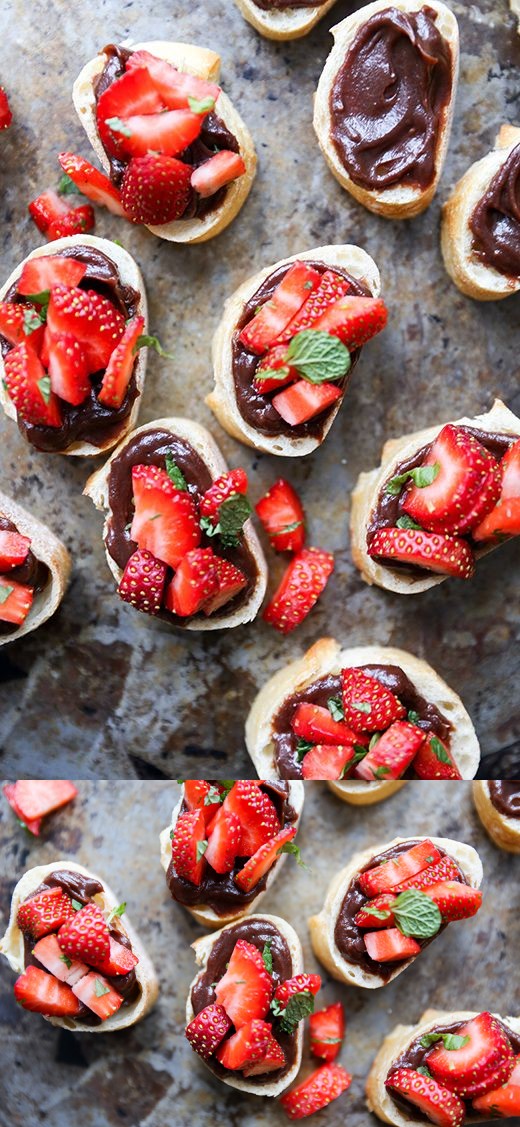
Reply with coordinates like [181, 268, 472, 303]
[233, 0, 339, 41]
[0, 491, 71, 646]
[473, 781, 520, 854]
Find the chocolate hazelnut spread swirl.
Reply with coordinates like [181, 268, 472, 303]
[330, 6, 452, 191]
[0, 516, 49, 637]
[488, 781, 520, 820]
[470, 144, 520, 277]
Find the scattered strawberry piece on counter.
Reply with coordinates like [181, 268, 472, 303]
[4, 783, 41, 835]
[215, 940, 273, 1028]
[263, 547, 334, 634]
[186, 1003, 233, 1059]
[58, 902, 110, 966]
[310, 1002, 345, 1063]
[280, 1062, 352, 1119]
[239, 262, 322, 354]
[272, 380, 342, 426]
[274, 270, 352, 345]
[386, 1068, 466, 1127]
[118, 548, 168, 615]
[0, 85, 12, 129]
[0, 577, 34, 624]
[57, 152, 126, 215]
[235, 825, 297, 891]
[14, 965, 82, 1017]
[359, 841, 442, 898]
[0, 530, 31, 570]
[354, 720, 426, 781]
[17, 887, 76, 938]
[98, 314, 145, 408]
[46, 204, 95, 241]
[3, 780, 77, 830]
[216, 1018, 273, 1071]
[29, 190, 76, 235]
[413, 733, 463, 780]
[72, 971, 123, 1021]
[341, 668, 406, 733]
[204, 805, 242, 874]
[256, 479, 305, 553]
[170, 808, 208, 887]
[191, 151, 246, 197]
[368, 527, 475, 579]
[302, 745, 356, 780]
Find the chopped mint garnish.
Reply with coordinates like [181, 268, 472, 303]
[106, 116, 132, 137]
[196, 839, 208, 862]
[204, 784, 224, 806]
[327, 696, 344, 722]
[396, 514, 423, 531]
[58, 173, 80, 196]
[386, 463, 440, 496]
[188, 95, 216, 114]
[366, 907, 391, 921]
[218, 493, 252, 548]
[280, 520, 303, 534]
[60, 953, 72, 968]
[94, 978, 110, 997]
[165, 453, 187, 491]
[295, 738, 313, 761]
[420, 1032, 470, 1051]
[429, 736, 452, 765]
[71, 899, 82, 911]
[368, 733, 381, 751]
[23, 308, 44, 336]
[0, 584, 13, 604]
[272, 990, 315, 1034]
[417, 1065, 433, 1079]
[286, 330, 351, 385]
[37, 375, 52, 404]
[200, 515, 220, 537]
[374, 765, 390, 779]
[134, 333, 174, 359]
[107, 902, 126, 923]
[407, 710, 420, 724]
[279, 841, 307, 868]
[25, 290, 50, 314]
[352, 700, 371, 714]
[391, 889, 442, 939]
[262, 940, 273, 975]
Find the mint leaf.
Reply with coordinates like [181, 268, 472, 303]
[134, 333, 174, 359]
[188, 95, 216, 114]
[0, 584, 13, 605]
[328, 696, 344, 722]
[165, 453, 187, 491]
[295, 737, 313, 761]
[368, 906, 392, 920]
[429, 736, 451, 765]
[407, 710, 420, 724]
[417, 1065, 433, 1079]
[374, 765, 390, 779]
[273, 990, 315, 1034]
[396, 515, 422, 531]
[25, 290, 50, 313]
[204, 784, 224, 806]
[106, 116, 132, 137]
[286, 330, 351, 384]
[23, 308, 44, 335]
[420, 1032, 470, 1051]
[255, 366, 291, 384]
[58, 173, 80, 196]
[262, 940, 273, 975]
[37, 375, 51, 404]
[353, 743, 369, 762]
[218, 493, 252, 548]
[60, 953, 72, 968]
[71, 899, 82, 911]
[391, 889, 442, 939]
[94, 978, 110, 998]
[352, 700, 371, 714]
[386, 462, 440, 496]
[200, 515, 220, 537]
[196, 839, 208, 862]
[107, 902, 126, 923]
[280, 841, 307, 868]
[368, 733, 381, 751]
[280, 520, 303, 534]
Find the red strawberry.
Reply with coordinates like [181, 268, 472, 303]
[354, 893, 396, 929]
[4, 342, 62, 426]
[454, 464, 502, 535]
[302, 745, 356, 780]
[223, 781, 280, 855]
[118, 548, 167, 615]
[364, 928, 421, 963]
[204, 805, 242, 874]
[395, 855, 463, 893]
[17, 887, 76, 938]
[47, 286, 126, 373]
[200, 469, 248, 522]
[14, 966, 82, 1017]
[58, 902, 110, 966]
[72, 971, 123, 1020]
[202, 556, 248, 615]
[309, 294, 388, 349]
[183, 780, 224, 829]
[263, 547, 334, 634]
[355, 720, 425, 781]
[32, 934, 89, 985]
[114, 109, 203, 160]
[310, 1002, 345, 1063]
[96, 66, 164, 157]
[171, 808, 207, 886]
[215, 940, 273, 1028]
[423, 881, 483, 922]
[500, 438, 520, 494]
[191, 151, 246, 197]
[472, 1056, 520, 1115]
[275, 270, 352, 346]
[358, 841, 442, 898]
[368, 526, 475, 579]
[280, 1062, 352, 1119]
[0, 86, 12, 129]
[126, 50, 220, 108]
[0, 530, 31, 569]
[120, 154, 192, 225]
[130, 464, 200, 569]
[165, 547, 219, 616]
[0, 302, 44, 349]
[253, 344, 298, 394]
[48, 333, 90, 405]
[28, 190, 71, 234]
[243, 1029, 286, 1076]
[57, 152, 125, 215]
[272, 380, 342, 426]
[386, 1069, 465, 1127]
[427, 1013, 514, 1097]
[18, 255, 86, 295]
[239, 262, 322, 354]
[46, 204, 95, 240]
[256, 479, 305, 553]
[0, 578, 34, 625]
[93, 935, 139, 976]
[291, 701, 361, 747]
[463, 1055, 518, 1100]
[274, 973, 321, 1006]
[186, 1003, 232, 1060]
[5, 780, 77, 822]
[401, 426, 498, 533]
[473, 497, 520, 541]
[413, 733, 462, 780]
[98, 314, 144, 408]
[3, 782, 41, 834]
[216, 1018, 272, 1071]
[341, 668, 405, 733]
[235, 825, 297, 891]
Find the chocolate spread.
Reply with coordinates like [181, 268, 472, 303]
[489, 781, 520, 820]
[253, 0, 327, 8]
[0, 516, 49, 637]
[190, 918, 297, 1082]
[94, 45, 239, 220]
[272, 665, 452, 779]
[333, 839, 466, 982]
[233, 262, 368, 439]
[330, 6, 452, 191]
[106, 428, 257, 624]
[167, 782, 297, 914]
[470, 144, 520, 278]
[0, 245, 140, 453]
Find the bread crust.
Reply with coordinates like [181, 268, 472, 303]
[0, 491, 71, 645]
[186, 913, 303, 1095]
[0, 234, 147, 456]
[0, 860, 159, 1033]
[473, 781, 520, 854]
[83, 416, 268, 631]
[246, 637, 480, 781]
[366, 1009, 520, 1125]
[207, 244, 380, 456]
[511, 1, 520, 28]
[327, 780, 406, 805]
[160, 781, 305, 928]
[350, 398, 520, 593]
[441, 125, 520, 300]
[233, 0, 339, 41]
[308, 836, 483, 989]
[313, 0, 459, 218]
[73, 41, 256, 244]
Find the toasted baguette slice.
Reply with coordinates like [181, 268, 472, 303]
[73, 41, 256, 244]
[511, 1, 520, 28]
[366, 1008, 520, 1125]
[84, 417, 267, 631]
[160, 781, 304, 927]
[351, 397, 520, 594]
[0, 491, 71, 645]
[309, 836, 482, 989]
[473, 781, 520, 854]
[328, 781, 405, 805]
[441, 125, 520, 300]
[186, 913, 303, 1095]
[246, 638, 480, 781]
[0, 234, 147, 457]
[207, 244, 380, 457]
[0, 860, 159, 1033]
[313, 0, 459, 218]
[234, 0, 339, 40]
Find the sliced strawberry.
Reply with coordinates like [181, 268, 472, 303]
[0, 302, 44, 349]
[118, 548, 167, 615]
[310, 1002, 345, 1063]
[58, 902, 110, 966]
[274, 973, 322, 1006]
[355, 720, 425, 781]
[202, 557, 248, 616]
[341, 668, 405, 733]
[46, 205, 95, 241]
[243, 1029, 286, 1076]
[165, 547, 219, 616]
[280, 1062, 352, 1120]
[263, 547, 334, 634]
[18, 255, 86, 295]
[354, 893, 396, 929]
[395, 855, 463, 893]
[358, 841, 442, 898]
[94, 935, 139, 976]
[4, 342, 62, 427]
[275, 270, 352, 346]
[204, 805, 242, 874]
[386, 1069, 465, 1127]
[253, 344, 298, 394]
[98, 314, 144, 408]
[501, 438, 520, 497]
[462, 1054, 518, 1100]
[199, 468, 248, 522]
[310, 294, 388, 349]
[0, 578, 33, 625]
[454, 464, 502, 535]
[186, 1002, 232, 1060]
[235, 825, 297, 891]
[472, 1056, 520, 1115]
[7, 780, 77, 822]
[72, 971, 123, 1020]
[120, 154, 192, 225]
[256, 479, 305, 553]
[28, 190, 71, 234]
[184, 780, 212, 811]
[191, 151, 246, 197]
[96, 66, 164, 158]
[32, 934, 88, 985]
[402, 426, 498, 533]
[14, 966, 82, 1017]
[171, 808, 208, 886]
[126, 50, 220, 107]
[47, 285, 126, 373]
[57, 152, 125, 216]
[413, 733, 462, 780]
[110, 109, 203, 160]
[272, 380, 342, 426]
[302, 745, 356, 780]
[427, 1012, 514, 1096]
[130, 464, 200, 569]
[48, 333, 90, 405]
[368, 526, 475, 579]
[223, 781, 280, 855]
[473, 497, 520, 541]
[216, 1018, 272, 1071]
[215, 939, 273, 1028]
[0, 531, 31, 570]
[364, 928, 421, 963]
[239, 262, 322, 355]
[422, 881, 482, 922]
[17, 888, 76, 939]
[291, 702, 361, 747]
[3, 782, 42, 834]
[0, 86, 12, 129]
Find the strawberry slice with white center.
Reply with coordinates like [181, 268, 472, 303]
[199, 468, 248, 522]
[309, 294, 388, 349]
[165, 546, 219, 618]
[472, 1055, 520, 1115]
[58, 902, 110, 966]
[302, 745, 356, 780]
[454, 463, 502, 535]
[186, 1002, 232, 1060]
[354, 720, 425, 781]
[32, 933, 89, 986]
[427, 1012, 514, 1096]
[96, 66, 164, 158]
[280, 1062, 352, 1120]
[263, 547, 334, 634]
[223, 781, 280, 855]
[239, 262, 322, 355]
[368, 527, 475, 579]
[341, 668, 405, 733]
[72, 972, 124, 1020]
[216, 1018, 272, 1071]
[274, 270, 352, 346]
[130, 464, 200, 569]
[291, 702, 361, 747]
[48, 333, 90, 405]
[4, 342, 62, 427]
[17, 887, 76, 938]
[243, 1028, 286, 1076]
[473, 437, 520, 541]
[5, 780, 77, 822]
[256, 478, 305, 553]
[204, 805, 242, 874]
[395, 855, 463, 893]
[171, 808, 208, 886]
[386, 1068, 466, 1127]
[501, 437, 520, 497]
[358, 840, 442, 898]
[422, 881, 482, 922]
[0, 530, 31, 569]
[0, 302, 45, 349]
[47, 285, 126, 374]
[202, 556, 248, 615]
[126, 50, 220, 108]
[274, 973, 322, 1006]
[118, 548, 167, 615]
[413, 733, 462, 780]
[14, 966, 82, 1017]
[401, 426, 498, 533]
[93, 935, 139, 976]
[214, 940, 273, 1028]
[364, 928, 421, 963]
[272, 379, 342, 426]
[108, 109, 203, 160]
[235, 825, 297, 891]
[310, 1002, 345, 1063]
[253, 344, 299, 394]
[191, 151, 246, 197]
[17, 255, 87, 295]
[98, 314, 144, 408]
[57, 152, 125, 216]
[0, 577, 34, 624]
[120, 154, 193, 225]
[3, 784, 42, 834]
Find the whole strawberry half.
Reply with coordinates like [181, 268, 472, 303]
[263, 547, 334, 634]
[121, 154, 192, 225]
[214, 939, 273, 1029]
[341, 668, 405, 733]
[58, 902, 110, 966]
[186, 1002, 232, 1060]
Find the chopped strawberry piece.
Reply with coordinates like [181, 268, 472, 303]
[354, 893, 396, 929]
[18, 255, 86, 295]
[96, 66, 164, 158]
[386, 1069, 466, 1127]
[401, 425, 498, 534]
[98, 314, 144, 408]
[0, 302, 44, 349]
[302, 745, 356, 780]
[0, 86, 12, 129]
[48, 333, 90, 405]
[413, 733, 462, 780]
[310, 1002, 345, 1063]
[110, 109, 203, 160]
[341, 668, 405, 733]
[215, 940, 273, 1028]
[4, 342, 62, 427]
[427, 1013, 514, 1097]
[355, 720, 425, 781]
[501, 438, 520, 498]
[28, 190, 71, 234]
[191, 151, 246, 198]
[47, 205, 95, 241]
[216, 1018, 272, 1071]
[0, 578, 33, 625]
[310, 294, 388, 350]
[472, 1055, 520, 1115]
[368, 526, 475, 579]
[204, 805, 242, 874]
[291, 702, 360, 747]
[118, 548, 167, 615]
[473, 496, 520, 541]
[263, 547, 334, 634]
[239, 262, 322, 354]
[120, 153, 192, 225]
[364, 927, 421, 963]
[126, 50, 220, 108]
[14, 966, 82, 1017]
[32, 934, 89, 986]
[6, 780, 77, 822]
[58, 902, 110, 966]
[272, 380, 342, 426]
[130, 464, 200, 569]
[186, 1002, 232, 1060]
[183, 780, 223, 829]
[358, 840, 442, 898]
[253, 344, 298, 394]
[274, 973, 321, 1006]
[454, 464, 502, 535]
[200, 468, 248, 523]
[94, 935, 139, 976]
[17, 887, 76, 939]
[72, 971, 123, 1021]
[256, 479, 305, 553]
[0, 530, 31, 570]
[171, 808, 207, 886]
[423, 881, 482, 922]
[57, 152, 125, 216]
[223, 781, 280, 855]
[202, 556, 248, 615]
[166, 546, 220, 617]
[395, 855, 463, 893]
[3, 782, 41, 834]
[243, 1028, 286, 1076]
[280, 1062, 352, 1119]
[275, 270, 352, 346]
[47, 285, 125, 373]
[235, 825, 297, 891]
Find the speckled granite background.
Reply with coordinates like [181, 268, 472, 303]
[0, 1, 519, 778]
[0, 781, 518, 1126]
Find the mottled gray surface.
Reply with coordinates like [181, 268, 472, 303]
[0, 781, 518, 1126]
[0, 1, 519, 778]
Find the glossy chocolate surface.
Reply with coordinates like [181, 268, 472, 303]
[470, 144, 520, 277]
[489, 780, 520, 820]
